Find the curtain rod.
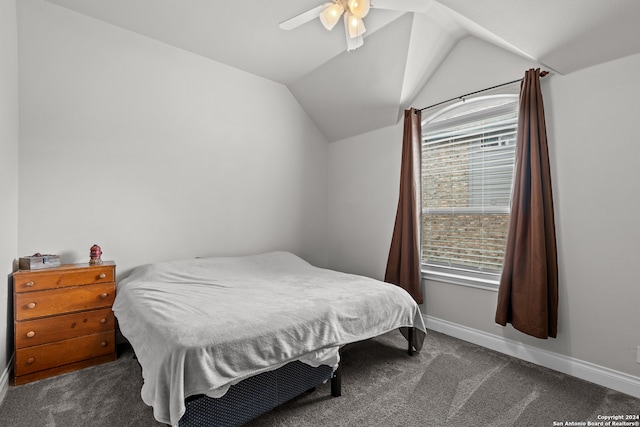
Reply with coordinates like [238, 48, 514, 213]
[416, 70, 549, 113]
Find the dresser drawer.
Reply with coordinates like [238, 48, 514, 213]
[13, 264, 115, 293]
[15, 282, 115, 321]
[15, 331, 115, 377]
[15, 308, 114, 349]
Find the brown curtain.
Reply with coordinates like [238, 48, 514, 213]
[385, 108, 423, 304]
[495, 68, 558, 338]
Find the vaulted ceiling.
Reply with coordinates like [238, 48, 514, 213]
[44, 0, 640, 142]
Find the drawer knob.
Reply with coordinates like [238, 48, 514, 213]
[100, 318, 107, 324]
[27, 357, 35, 364]
[99, 293, 108, 299]
[98, 273, 107, 279]
[26, 302, 36, 309]
[25, 281, 35, 287]
[100, 341, 108, 347]
[26, 331, 36, 338]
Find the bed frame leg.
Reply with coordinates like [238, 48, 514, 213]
[331, 364, 342, 397]
[408, 327, 414, 356]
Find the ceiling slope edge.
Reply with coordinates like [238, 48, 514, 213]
[398, 2, 469, 121]
[433, 2, 556, 74]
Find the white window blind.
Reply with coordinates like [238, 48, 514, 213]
[421, 95, 518, 287]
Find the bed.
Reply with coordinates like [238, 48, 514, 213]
[113, 251, 426, 426]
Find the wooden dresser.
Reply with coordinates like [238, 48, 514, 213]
[12, 261, 117, 385]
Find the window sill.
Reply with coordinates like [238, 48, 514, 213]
[422, 269, 499, 292]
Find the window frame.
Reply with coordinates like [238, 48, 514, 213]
[420, 94, 519, 291]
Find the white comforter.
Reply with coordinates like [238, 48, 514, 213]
[113, 251, 426, 426]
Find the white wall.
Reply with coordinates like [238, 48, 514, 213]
[328, 36, 640, 383]
[328, 124, 402, 279]
[17, 0, 329, 278]
[0, 0, 20, 400]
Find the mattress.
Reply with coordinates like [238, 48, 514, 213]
[113, 251, 426, 425]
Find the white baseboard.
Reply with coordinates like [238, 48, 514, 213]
[425, 315, 640, 399]
[0, 356, 13, 405]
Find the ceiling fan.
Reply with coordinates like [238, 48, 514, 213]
[279, 0, 430, 51]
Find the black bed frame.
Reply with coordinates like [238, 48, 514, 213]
[178, 328, 415, 427]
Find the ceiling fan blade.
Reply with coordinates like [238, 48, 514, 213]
[346, 35, 364, 51]
[279, 4, 327, 30]
[370, 0, 431, 13]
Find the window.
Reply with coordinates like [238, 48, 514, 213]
[421, 94, 518, 289]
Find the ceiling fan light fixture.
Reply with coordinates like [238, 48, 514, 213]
[346, 12, 366, 38]
[347, 0, 370, 18]
[344, 14, 364, 51]
[281, 0, 429, 51]
[319, 2, 344, 31]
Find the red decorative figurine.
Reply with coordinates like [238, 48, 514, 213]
[90, 244, 103, 265]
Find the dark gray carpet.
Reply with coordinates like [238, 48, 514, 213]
[0, 330, 638, 426]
